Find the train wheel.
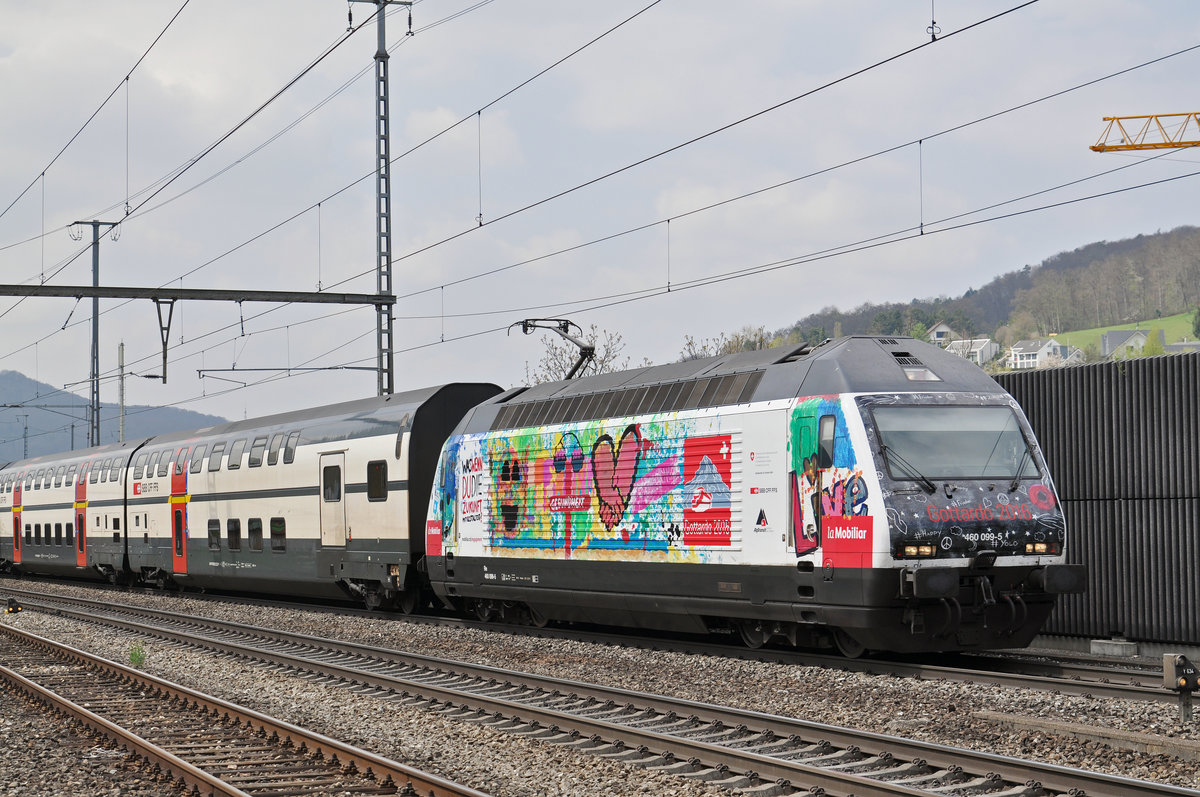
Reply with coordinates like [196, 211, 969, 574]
[527, 605, 549, 628]
[472, 600, 496, 622]
[833, 628, 866, 659]
[738, 621, 769, 649]
[397, 587, 420, 616]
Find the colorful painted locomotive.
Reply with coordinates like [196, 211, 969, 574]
[425, 336, 1085, 654]
[0, 337, 1084, 655]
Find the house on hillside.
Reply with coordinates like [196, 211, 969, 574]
[927, 322, 958, 348]
[1101, 329, 1165, 358]
[946, 338, 1000, 365]
[1007, 338, 1083, 369]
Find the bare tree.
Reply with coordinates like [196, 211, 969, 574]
[523, 324, 649, 384]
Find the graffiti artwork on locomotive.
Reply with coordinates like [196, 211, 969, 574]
[0, 337, 1085, 656]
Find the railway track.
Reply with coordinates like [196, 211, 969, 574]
[4, 586, 1194, 797]
[1, 579, 1182, 702]
[0, 622, 489, 797]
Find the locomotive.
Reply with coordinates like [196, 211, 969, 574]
[0, 336, 1085, 655]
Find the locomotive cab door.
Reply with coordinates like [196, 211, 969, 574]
[319, 453, 347, 547]
[791, 412, 821, 556]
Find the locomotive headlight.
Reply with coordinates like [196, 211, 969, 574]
[1034, 543, 1048, 554]
[918, 545, 935, 557]
[904, 545, 919, 557]
[388, 564, 401, 577]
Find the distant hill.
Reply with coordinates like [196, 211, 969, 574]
[773, 225, 1200, 346]
[0, 370, 226, 462]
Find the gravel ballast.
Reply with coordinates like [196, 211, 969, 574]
[3, 581, 1200, 794]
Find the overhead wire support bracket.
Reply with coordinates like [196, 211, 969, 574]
[1091, 112, 1200, 152]
[510, 318, 595, 380]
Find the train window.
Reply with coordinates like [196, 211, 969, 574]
[99, 458, 112, 483]
[208, 519, 220, 550]
[34, 524, 41, 544]
[283, 431, 300, 464]
[55, 523, 62, 545]
[227, 439, 247, 470]
[270, 518, 286, 551]
[174, 447, 190, 476]
[157, 449, 170, 477]
[208, 442, 227, 472]
[133, 453, 149, 479]
[267, 434, 284, 465]
[24, 525, 31, 546]
[367, 461, 388, 501]
[66, 464, 78, 486]
[32, 469, 43, 490]
[322, 466, 341, 502]
[66, 523, 74, 546]
[109, 458, 123, 482]
[145, 451, 161, 478]
[248, 518, 263, 551]
[134, 515, 140, 527]
[112, 517, 120, 531]
[52, 466, 64, 488]
[248, 437, 268, 468]
[227, 519, 241, 551]
[189, 444, 207, 474]
[818, 415, 836, 469]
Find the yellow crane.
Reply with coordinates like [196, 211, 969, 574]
[1091, 113, 1200, 152]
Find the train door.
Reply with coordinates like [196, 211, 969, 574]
[170, 447, 189, 575]
[319, 453, 347, 547]
[11, 479, 21, 566]
[74, 463, 88, 567]
[791, 412, 821, 556]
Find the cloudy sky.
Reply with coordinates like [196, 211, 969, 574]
[1, 0, 1198, 441]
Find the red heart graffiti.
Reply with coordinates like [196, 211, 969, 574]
[592, 425, 641, 532]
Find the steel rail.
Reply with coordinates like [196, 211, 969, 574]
[0, 661, 251, 797]
[13, 591, 1196, 797]
[0, 623, 490, 797]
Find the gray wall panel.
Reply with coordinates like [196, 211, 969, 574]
[997, 354, 1200, 645]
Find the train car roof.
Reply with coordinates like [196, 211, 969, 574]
[0, 382, 502, 472]
[464, 336, 1007, 433]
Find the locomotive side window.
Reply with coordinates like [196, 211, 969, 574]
[133, 453, 149, 479]
[270, 517, 286, 551]
[208, 520, 221, 550]
[267, 434, 284, 465]
[227, 519, 241, 551]
[283, 431, 300, 464]
[367, 461, 388, 501]
[248, 518, 263, 551]
[189, 445, 207, 474]
[818, 415, 836, 468]
[208, 442, 227, 472]
[227, 439, 247, 470]
[322, 466, 341, 501]
[248, 437, 268, 468]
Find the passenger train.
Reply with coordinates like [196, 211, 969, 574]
[0, 336, 1085, 655]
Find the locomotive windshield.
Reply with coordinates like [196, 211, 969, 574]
[872, 405, 1039, 481]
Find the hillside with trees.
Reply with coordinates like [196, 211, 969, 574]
[769, 225, 1200, 349]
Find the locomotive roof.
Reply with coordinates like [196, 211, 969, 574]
[464, 336, 1006, 433]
